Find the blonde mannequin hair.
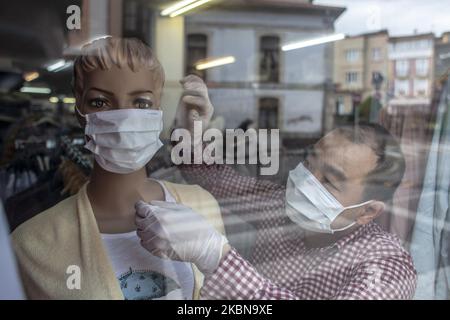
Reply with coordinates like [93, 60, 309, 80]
[72, 37, 165, 101]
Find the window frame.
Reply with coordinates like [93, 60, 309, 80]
[185, 33, 209, 80]
[396, 59, 410, 77]
[415, 58, 429, 77]
[345, 49, 360, 63]
[259, 35, 281, 83]
[372, 47, 382, 61]
[345, 71, 358, 85]
[258, 97, 280, 129]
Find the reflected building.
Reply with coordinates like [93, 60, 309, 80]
[332, 30, 389, 126]
[387, 33, 435, 109]
[62, 0, 344, 143]
[434, 32, 450, 85]
[184, 0, 344, 143]
[7, 0, 345, 145]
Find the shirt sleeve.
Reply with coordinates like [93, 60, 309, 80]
[200, 247, 417, 300]
[333, 252, 417, 300]
[179, 164, 280, 201]
[180, 164, 286, 227]
[200, 247, 297, 300]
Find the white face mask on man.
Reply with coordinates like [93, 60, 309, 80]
[285, 163, 372, 234]
[77, 108, 163, 174]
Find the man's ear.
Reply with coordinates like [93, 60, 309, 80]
[356, 201, 385, 225]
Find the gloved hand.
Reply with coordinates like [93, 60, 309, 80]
[174, 74, 214, 134]
[135, 200, 229, 275]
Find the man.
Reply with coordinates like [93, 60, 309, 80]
[135, 75, 417, 299]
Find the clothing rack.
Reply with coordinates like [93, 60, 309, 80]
[60, 135, 92, 175]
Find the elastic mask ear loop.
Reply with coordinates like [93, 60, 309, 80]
[330, 221, 357, 234]
[75, 106, 87, 119]
[75, 106, 90, 144]
[344, 200, 373, 210]
[330, 200, 373, 233]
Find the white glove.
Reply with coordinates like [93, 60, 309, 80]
[174, 74, 214, 134]
[135, 200, 228, 275]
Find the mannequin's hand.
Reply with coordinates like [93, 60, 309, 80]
[135, 200, 228, 275]
[174, 74, 214, 134]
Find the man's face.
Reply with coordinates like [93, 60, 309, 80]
[76, 65, 163, 119]
[304, 129, 378, 230]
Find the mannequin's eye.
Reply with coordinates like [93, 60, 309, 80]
[89, 98, 107, 109]
[135, 98, 153, 109]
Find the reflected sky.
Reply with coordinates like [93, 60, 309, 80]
[316, 0, 450, 36]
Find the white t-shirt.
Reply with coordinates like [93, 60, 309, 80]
[101, 181, 195, 300]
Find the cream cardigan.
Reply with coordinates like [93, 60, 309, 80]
[11, 181, 225, 300]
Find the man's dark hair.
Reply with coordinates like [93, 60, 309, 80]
[335, 122, 406, 203]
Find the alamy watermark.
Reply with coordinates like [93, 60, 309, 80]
[66, 265, 81, 290]
[66, 5, 81, 30]
[171, 121, 280, 175]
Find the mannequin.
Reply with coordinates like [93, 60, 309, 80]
[11, 37, 225, 299]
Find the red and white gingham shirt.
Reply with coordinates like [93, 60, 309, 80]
[180, 165, 417, 300]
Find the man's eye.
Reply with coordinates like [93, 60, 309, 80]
[135, 99, 153, 109]
[303, 159, 313, 171]
[89, 99, 107, 109]
[303, 159, 309, 168]
[323, 177, 338, 190]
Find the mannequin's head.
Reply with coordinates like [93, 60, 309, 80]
[73, 37, 165, 124]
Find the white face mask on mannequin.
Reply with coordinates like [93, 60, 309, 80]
[77, 108, 163, 174]
[285, 163, 372, 234]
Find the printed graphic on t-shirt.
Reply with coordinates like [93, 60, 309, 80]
[118, 267, 181, 300]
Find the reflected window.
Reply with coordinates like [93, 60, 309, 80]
[122, 0, 152, 44]
[259, 36, 280, 83]
[415, 58, 429, 76]
[396, 59, 409, 77]
[345, 71, 358, 84]
[395, 79, 410, 96]
[258, 98, 279, 129]
[345, 49, 360, 62]
[372, 48, 382, 61]
[186, 34, 208, 80]
[414, 78, 429, 96]
[336, 96, 351, 115]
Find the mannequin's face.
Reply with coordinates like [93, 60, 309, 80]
[76, 65, 163, 124]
